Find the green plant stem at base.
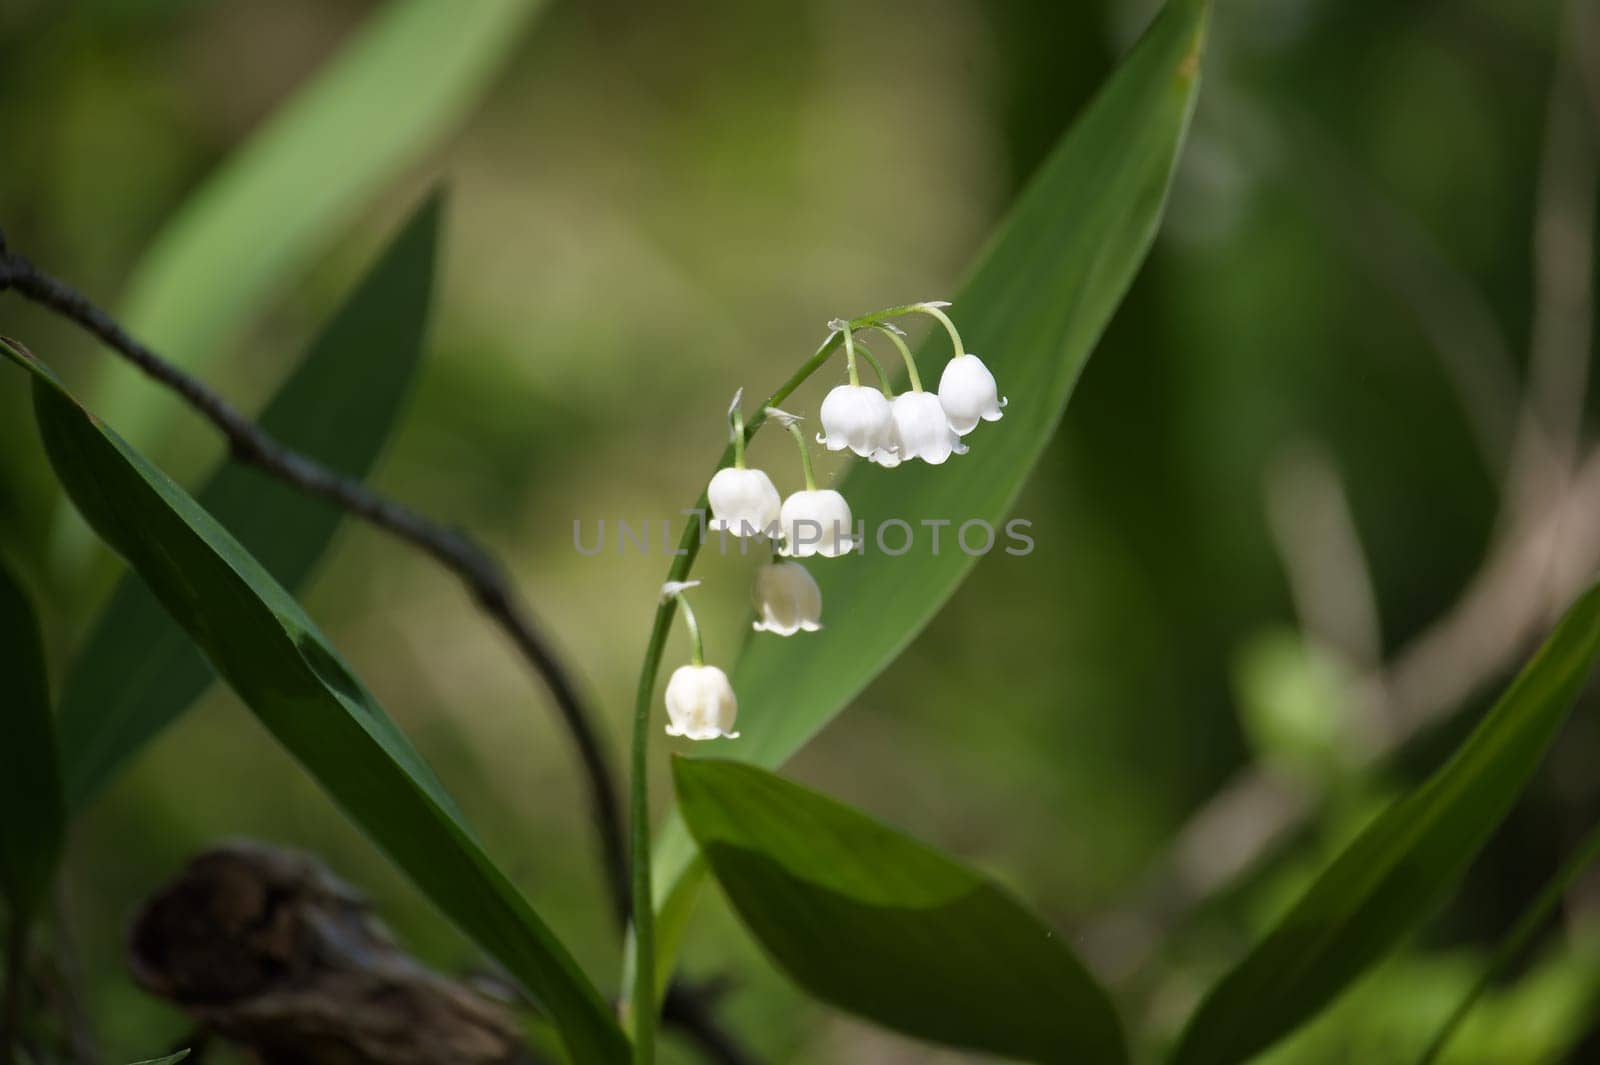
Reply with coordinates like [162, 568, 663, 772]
[1416, 819, 1600, 1064]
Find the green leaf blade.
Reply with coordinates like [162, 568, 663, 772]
[98, 0, 543, 447]
[1172, 580, 1600, 1065]
[647, 0, 1209, 995]
[675, 758, 1126, 1064]
[0, 556, 64, 921]
[57, 194, 441, 810]
[3, 339, 629, 1065]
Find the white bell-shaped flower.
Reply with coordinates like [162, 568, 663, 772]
[779, 489, 854, 557]
[752, 561, 822, 635]
[818, 385, 893, 459]
[886, 391, 967, 465]
[707, 466, 781, 538]
[664, 664, 739, 741]
[938, 353, 1006, 435]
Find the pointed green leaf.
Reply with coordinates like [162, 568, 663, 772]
[646, 0, 1209, 997]
[58, 193, 441, 810]
[0, 555, 64, 922]
[676, 759, 1126, 1063]
[0, 340, 629, 1065]
[1172, 581, 1600, 1065]
[96, 0, 545, 447]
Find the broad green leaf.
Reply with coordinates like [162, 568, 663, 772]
[0, 555, 64, 921]
[1172, 581, 1600, 1065]
[93, 0, 544, 448]
[58, 193, 441, 811]
[0, 340, 629, 1065]
[644, 0, 1209, 997]
[675, 759, 1126, 1063]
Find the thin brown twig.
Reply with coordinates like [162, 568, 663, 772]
[0, 245, 630, 933]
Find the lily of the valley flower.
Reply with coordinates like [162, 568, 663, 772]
[707, 389, 781, 537]
[886, 390, 966, 465]
[938, 353, 1006, 435]
[818, 384, 892, 458]
[661, 580, 739, 740]
[779, 489, 854, 557]
[707, 467, 780, 537]
[664, 664, 739, 740]
[752, 561, 822, 635]
[767, 405, 856, 557]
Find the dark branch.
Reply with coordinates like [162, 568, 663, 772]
[0, 248, 630, 931]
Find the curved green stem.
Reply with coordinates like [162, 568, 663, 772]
[626, 329, 843, 1056]
[852, 341, 895, 398]
[777, 416, 817, 491]
[913, 302, 967, 357]
[671, 591, 704, 666]
[728, 401, 746, 469]
[874, 324, 923, 393]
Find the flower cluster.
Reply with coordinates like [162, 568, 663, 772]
[663, 302, 1005, 742]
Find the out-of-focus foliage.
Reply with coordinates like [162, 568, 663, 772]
[1, 0, 1596, 1061]
[2, 338, 628, 1065]
[1177, 581, 1600, 1065]
[57, 193, 439, 810]
[93, 0, 545, 451]
[0, 553, 63, 923]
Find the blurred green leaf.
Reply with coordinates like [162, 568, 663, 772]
[0, 555, 64, 922]
[675, 758, 1126, 1063]
[1173, 580, 1600, 1065]
[1416, 819, 1600, 1064]
[126, 1052, 190, 1065]
[0, 339, 629, 1065]
[645, 0, 1209, 996]
[95, 0, 544, 447]
[57, 193, 441, 811]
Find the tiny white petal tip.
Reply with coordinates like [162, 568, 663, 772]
[881, 322, 907, 335]
[919, 300, 953, 309]
[827, 318, 850, 334]
[660, 580, 702, 601]
[727, 388, 744, 417]
[764, 406, 802, 428]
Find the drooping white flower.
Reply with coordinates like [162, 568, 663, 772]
[664, 664, 739, 740]
[818, 385, 893, 459]
[707, 466, 781, 538]
[938, 353, 1006, 435]
[779, 489, 854, 557]
[752, 561, 822, 635]
[885, 391, 967, 465]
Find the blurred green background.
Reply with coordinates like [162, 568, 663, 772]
[3, 0, 1599, 1061]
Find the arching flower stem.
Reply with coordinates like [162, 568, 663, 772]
[769, 408, 817, 491]
[852, 339, 895, 398]
[873, 323, 923, 393]
[913, 300, 967, 358]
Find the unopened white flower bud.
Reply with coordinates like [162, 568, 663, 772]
[664, 664, 739, 741]
[752, 561, 822, 636]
